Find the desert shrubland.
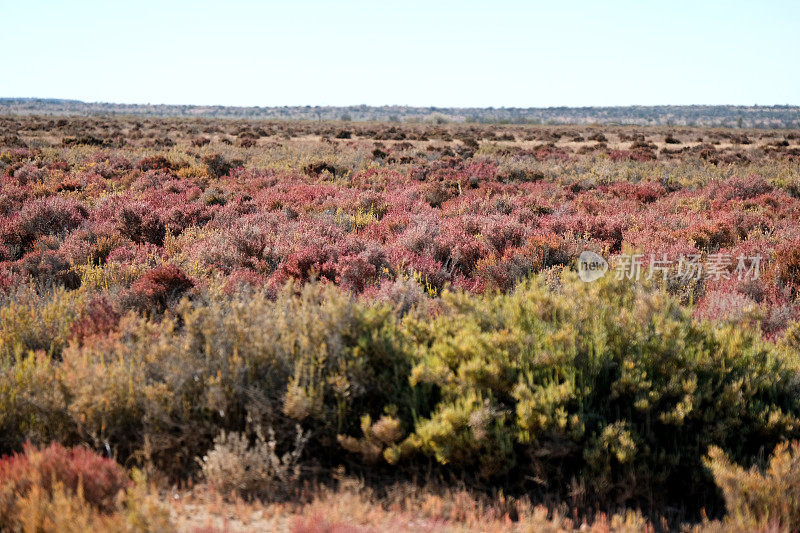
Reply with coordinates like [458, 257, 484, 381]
[1, 117, 800, 529]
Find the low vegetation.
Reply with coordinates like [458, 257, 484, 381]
[1, 117, 800, 530]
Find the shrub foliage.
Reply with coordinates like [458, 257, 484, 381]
[2, 118, 800, 525]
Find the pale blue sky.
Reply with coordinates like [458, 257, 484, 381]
[2, 0, 798, 107]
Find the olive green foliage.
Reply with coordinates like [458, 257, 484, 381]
[1, 282, 418, 477]
[0, 286, 86, 358]
[400, 273, 800, 511]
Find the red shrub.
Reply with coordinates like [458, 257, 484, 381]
[336, 254, 377, 293]
[367, 277, 426, 315]
[422, 181, 459, 208]
[10, 163, 47, 186]
[0, 442, 129, 524]
[136, 155, 175, 173]
[773, 237, 800, 293]
[90, 153, 132, 179]
[694, 290, 757, 324]
[281, 245, 338, 283]
[106, 242, 165, 266]
[123, 263, 194, 314]
[607, 181, 666, 204]
[475, 248, 537, 292]
[434, 230, 486, 275]
[713, 174, 773, 201]
[223, 268, 268, 295]
[70, 297, 120, 345]
[525, 233, 582, 270]
[481, 217, 527, 255]
[203, 153, 240, 178]
[13, 248, 81, 289]
[0, 197, 87, 259]
[534, 145, 570, 162]
[115, 202, 166, 245]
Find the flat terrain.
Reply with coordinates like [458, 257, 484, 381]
[1, 116, 800, 531]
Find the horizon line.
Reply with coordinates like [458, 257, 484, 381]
[2, 97, 799, 110]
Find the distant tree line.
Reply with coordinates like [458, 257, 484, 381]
[0, 98, 798, 128]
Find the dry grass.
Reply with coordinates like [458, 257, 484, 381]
[167, 479, 654, 533]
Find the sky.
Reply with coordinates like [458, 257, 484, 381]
[1, 0, 798, 108]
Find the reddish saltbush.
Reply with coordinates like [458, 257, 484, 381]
[0, 442, 129, 526]
[609, 149, 655, 162]
[70, 297, 120, 345]
[11, 163, 47, 186]
[136, 155, 175, 173]
[12, 248, 81, 289]
[122, 263, 194, 314]
[694, 290, 758, 324]
[106, 242, 165, 265]
[0, 121, 798, 336]
[1, 197, 87, 259]
[115, 202, 167, 245]
[606, 181, 666, 203]
[336, 254, 377, 292]
[223, 268, 269, 294]
[773, 237, 800, 294]
[280, 245, 338, 283]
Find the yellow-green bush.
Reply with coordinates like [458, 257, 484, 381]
[0, 286, 86, 358]
[0, 352, 71, 451]
[399, 273, 800, 513]
[50, 282, 418, 476]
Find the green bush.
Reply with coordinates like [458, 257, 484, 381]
[398, 273, 800, 512]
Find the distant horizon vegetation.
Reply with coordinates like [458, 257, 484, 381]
[2, 97, 799, 129]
